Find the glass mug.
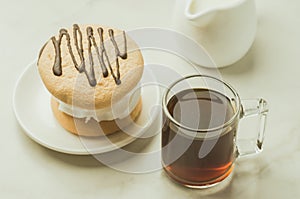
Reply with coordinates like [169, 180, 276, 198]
[161, 75, 268, 188]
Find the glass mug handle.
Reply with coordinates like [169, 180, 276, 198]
[237, 99, 269, 157]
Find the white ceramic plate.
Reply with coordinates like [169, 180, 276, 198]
[13, 60, 160, 155]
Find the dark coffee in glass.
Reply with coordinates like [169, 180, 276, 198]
[161, 75, 268, 188]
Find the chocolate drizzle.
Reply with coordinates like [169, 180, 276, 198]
[49, 24, 127, 87]
[72, 24, 85, 73]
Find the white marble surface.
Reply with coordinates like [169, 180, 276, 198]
[1, 0, 300, 198]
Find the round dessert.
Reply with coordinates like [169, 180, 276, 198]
[37, 24, 144, 136]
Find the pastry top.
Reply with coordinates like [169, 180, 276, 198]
[38, 24, 144, 109]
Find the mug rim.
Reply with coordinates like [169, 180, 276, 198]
[162, 74, 241, 133]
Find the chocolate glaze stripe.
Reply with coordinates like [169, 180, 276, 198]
[72, 24, 85, 73]
[97, 27, 110, 79]
[51, 29, 71, 76]
[86, 27, 97, 86]
[108, 29, 127, 85]
[48, 24, 128, 87]
[91, 28, 109, 78]
[98, 28, 122, 85]
[98, 27, 118, 84]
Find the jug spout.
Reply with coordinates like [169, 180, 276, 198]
[185, 0, 218, 27]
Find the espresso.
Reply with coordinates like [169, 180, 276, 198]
[162, 88, 237, 186]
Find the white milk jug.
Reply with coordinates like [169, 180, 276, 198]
[173, 0, 257, 68]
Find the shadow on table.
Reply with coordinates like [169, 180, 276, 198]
[218, 45, 257, 75]
[45, 134, 157, 168]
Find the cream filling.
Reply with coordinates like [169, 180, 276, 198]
[57, 86, 141, 123]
